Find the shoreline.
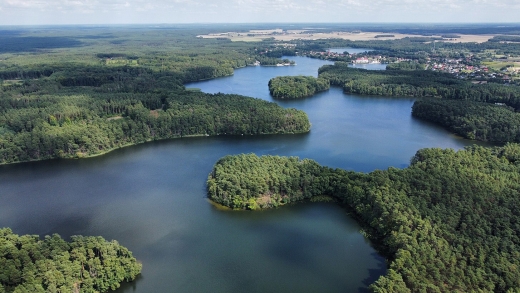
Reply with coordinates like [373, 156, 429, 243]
[0, 131, 310, 166]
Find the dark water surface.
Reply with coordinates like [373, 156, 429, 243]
[0, 55, 480, 292]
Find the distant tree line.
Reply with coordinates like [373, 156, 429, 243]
[440, 34, 461, 39]
[489, 36, 520, 43]
[295, 36, 520, 58]
[386, 62, 425, 71]
[0, 36, 82, 53]
[262, 48, 297, 58]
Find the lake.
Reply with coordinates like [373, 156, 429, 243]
[0, 54, 480, 292]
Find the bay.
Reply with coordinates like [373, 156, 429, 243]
[0, 55, 481, 292]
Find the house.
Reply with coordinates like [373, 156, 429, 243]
[354, 57, 369, 64]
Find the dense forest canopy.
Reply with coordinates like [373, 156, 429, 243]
[0, 228, 142, 293]
[412, 99, 520, 143]
[0, 77, 310, 164]
[207, 144, 520, 292]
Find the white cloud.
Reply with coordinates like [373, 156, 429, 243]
[135, 3, 156, 11]
[0, 0, 519, 24]
[4, 0, 44, 8]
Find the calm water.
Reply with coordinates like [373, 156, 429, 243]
[0, 54, 480, 292]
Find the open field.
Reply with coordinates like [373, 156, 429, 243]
[482, 61, 520, 71]
[199, 30, 496, 43]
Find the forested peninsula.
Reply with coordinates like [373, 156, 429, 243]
[0, 228, 142, 293]
[207, 145, 520, 292]
[0, 77, 310, 164]
[268, 76, 330, 99]
[412, 99, 520, 143]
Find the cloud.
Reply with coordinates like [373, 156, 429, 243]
[0, 0, 506, 11]
[135, 3, 156, 11]
[4, 0, 44, 8]
[0, 0, 516, 11]
[0, 0, 519, 24]
[1, 0, 134, 11]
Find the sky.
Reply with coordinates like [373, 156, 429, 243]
[0, 0, 519, 25]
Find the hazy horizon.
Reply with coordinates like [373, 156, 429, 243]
[1, 0, 519, 26]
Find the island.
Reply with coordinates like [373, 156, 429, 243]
[0, 228, 142, 293]
[207, 145, 520, 292]
[268, 76, 330, 99]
